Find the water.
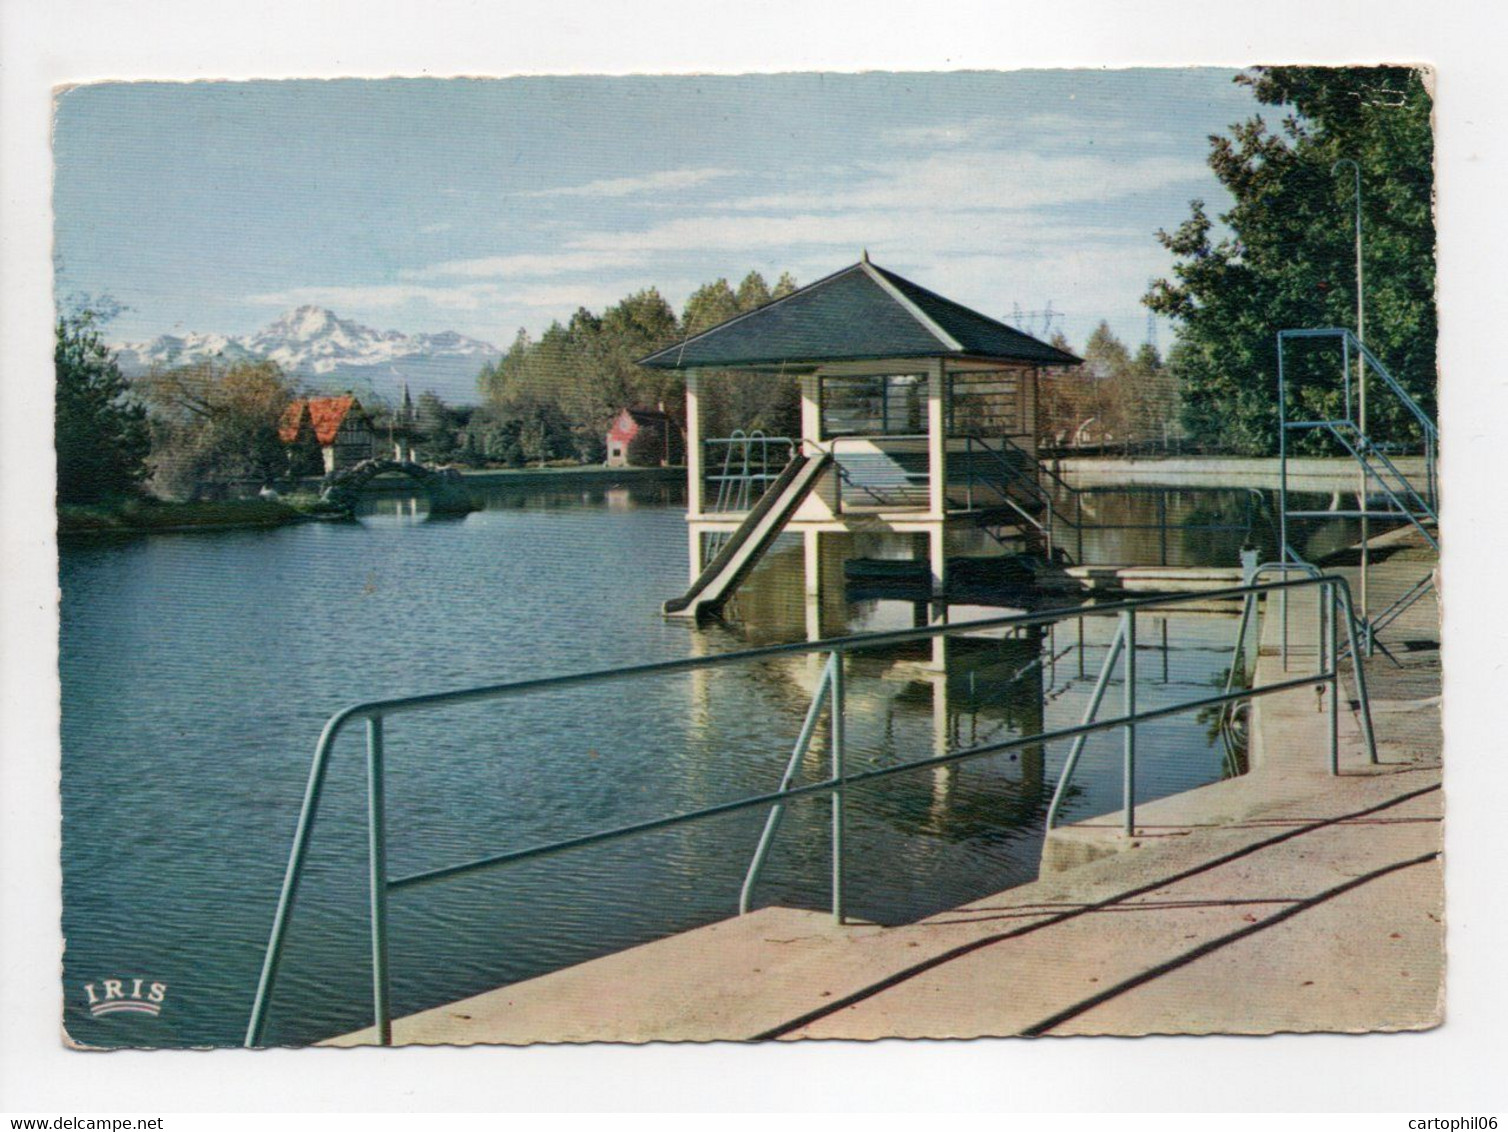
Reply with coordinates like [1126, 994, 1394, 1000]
[58, 481, 1309, 1048]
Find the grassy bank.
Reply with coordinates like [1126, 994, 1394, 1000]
[57, 496, 341, 536]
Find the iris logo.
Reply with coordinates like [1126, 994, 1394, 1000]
[83, 978, 166, 1017]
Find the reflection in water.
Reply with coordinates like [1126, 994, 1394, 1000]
[59, 479, 1309, 1047]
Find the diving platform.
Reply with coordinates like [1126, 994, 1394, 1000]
[640, 254, 1083, 615]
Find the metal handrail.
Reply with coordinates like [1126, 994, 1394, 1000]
[704, 434, 797, 509]
[1277, 329, 1439, 654]
[245, 575, 1375, 1048]
[959, 433, 1271, 567]
[1280, 329, 1438, 444]
[1043, 573, 1374, 835]
[1284, 420, 1436, 523]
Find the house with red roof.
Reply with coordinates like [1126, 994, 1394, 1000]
[606, 405, 684, 468]
[278, 394, 376, 474]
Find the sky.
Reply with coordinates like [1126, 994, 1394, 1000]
[53, 70, 1261, 353]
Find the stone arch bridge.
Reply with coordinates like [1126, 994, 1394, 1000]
[321, 459, 478, 515]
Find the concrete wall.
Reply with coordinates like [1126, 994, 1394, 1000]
[1054, 455, 1428, 493]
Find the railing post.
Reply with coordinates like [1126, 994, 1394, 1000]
[1076, 492, 1084, 564]
[965, 435, 974, 512]
[245, 720, 345, 1047]
[1281, 584, 1290, 672]
[740, 653, 836, 914]
[1317, 574, 1328, 675]
[1328, 583, 1340, 776]
[367, 715, 392, 1046]
[829, 649, 847, 924]
[1122, 609, 1137, 837]
[1336, 585, 1379, 764]
[1158, 492, 1168, 566]
[1045, 615, 1126, 830]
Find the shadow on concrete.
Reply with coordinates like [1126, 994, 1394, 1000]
[753, 782, 1441, 1040]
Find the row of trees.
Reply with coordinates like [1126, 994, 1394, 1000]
[1038, 324, 1179, 451]
[54, 292, 1180, 508]
[1147, 66, 1435, 454]
[473, 269, 800, 463]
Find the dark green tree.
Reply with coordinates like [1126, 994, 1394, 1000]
[734, 270, 773, 311]
[691, 273, 802, 439]
[55, 303, 150, 505]
[472, 268, 800, 464]
[1146, 66, 1435, 454]
[409, 391, 459, 461]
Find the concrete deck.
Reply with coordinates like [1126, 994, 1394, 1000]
[327, 565, 1442, 1046]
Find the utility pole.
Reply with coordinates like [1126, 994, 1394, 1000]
[1334, 158, 1368, 632]
[1009, 301, 1064, 340]
[1145, 280, 1160, 353]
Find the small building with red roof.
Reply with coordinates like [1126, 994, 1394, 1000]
[606, 405, 684, 468]
[278, 394, 376, 474]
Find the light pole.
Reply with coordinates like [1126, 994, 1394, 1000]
[1333, 157, 1367, 635]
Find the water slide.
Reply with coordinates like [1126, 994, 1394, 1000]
[664, 451, 834, 621]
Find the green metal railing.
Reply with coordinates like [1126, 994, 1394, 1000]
[1277, 328, 1439, 651]
[244, 574, 1374, 1048]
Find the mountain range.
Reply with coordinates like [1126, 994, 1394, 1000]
[113, 306, 502, 406]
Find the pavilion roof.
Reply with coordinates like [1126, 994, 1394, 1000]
[639, 257, 1082, 372]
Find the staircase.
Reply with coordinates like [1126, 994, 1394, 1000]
[1277, 328, 1438, 646]
[952, 435, 1084, 563]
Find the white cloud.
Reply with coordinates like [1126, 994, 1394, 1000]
[519, 167, 738, 200]
[400, 248, 651, 280]
[883, 121, 984, 147]
[723, 151, 1207, 215]
[245, 274, 681, 321]
[247, 133, 1203, 346]
[247, 282, 508, 313]
[561, 208, 1143, 260]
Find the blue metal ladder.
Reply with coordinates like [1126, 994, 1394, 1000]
[1277, 328, 1438, 648]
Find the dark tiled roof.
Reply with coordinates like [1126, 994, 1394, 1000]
[640, 259, 1082, 370]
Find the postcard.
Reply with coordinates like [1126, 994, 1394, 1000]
[51, 67, 1441, 1051]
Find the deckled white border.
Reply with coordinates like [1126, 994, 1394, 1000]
[2, 0, 1503, 1114]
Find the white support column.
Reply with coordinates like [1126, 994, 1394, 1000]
[688, 525, 704, 584]
[929, 595, 949, 671]
[929, 524, 948, 597]
[800, 372, 822, 449]
[929, 524, 949, 669]
[804, 528, 823, 596]
[927, 358, 947, 520]
[684, 370, 704, 518]
[929, 672, 954, 810]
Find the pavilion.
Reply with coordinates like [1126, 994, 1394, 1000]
[640, 254, 1081, 619]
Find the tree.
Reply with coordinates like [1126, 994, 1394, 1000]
[55, 303, 150, 505]
[734, 270, 772, 311]
[680, 278, 741, 337]
[414, 391, 459, 461]
[472, 268, 800, 465]
[689, 273, 802, 439]
[139, 360, 298, 499]
[1127, 343, 1180, 450]
[1146, 66, 1435, 454]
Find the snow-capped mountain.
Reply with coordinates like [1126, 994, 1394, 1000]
[113, 307, 502, 405]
